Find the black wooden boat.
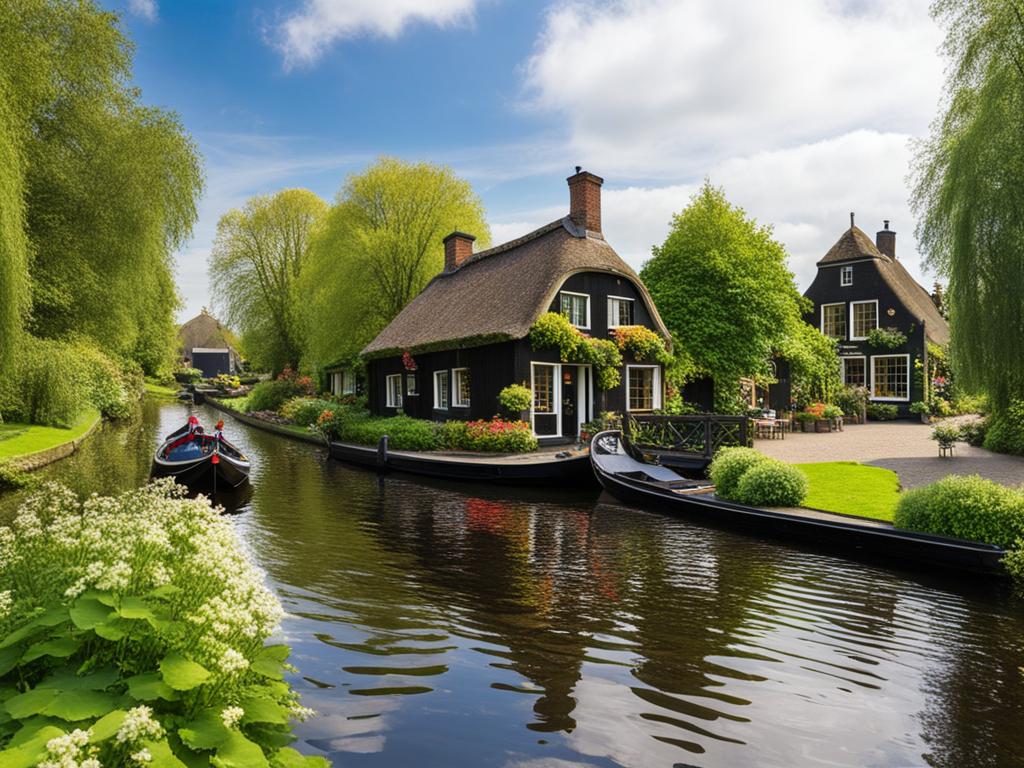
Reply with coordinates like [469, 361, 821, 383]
[590, 430, 1006, 577]
[329, 437, 596, 486]
[153, 423, 250, 489]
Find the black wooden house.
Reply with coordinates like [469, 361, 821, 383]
[360, 170, 672, 439]
[804, 217, 949, 415]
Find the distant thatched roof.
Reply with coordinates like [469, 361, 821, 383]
[817, 226, 950, 345]
[178, 310, 242, 363]
[362, 218, 671, 358]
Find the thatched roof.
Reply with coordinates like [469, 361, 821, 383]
[817, 227, 950, 345]
[178, 310, 241, 363]
[362, 217, 671, 358]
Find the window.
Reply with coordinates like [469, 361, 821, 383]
[841, 265, 853, 287]
[608, 296, 634, 327]
[627, 366, 661, 412]
[851, 300, 878, 339]
[532, 364, 555, 414]
[821, 303, 846, 339]
[331, 370, 356, 396]
[385, 375, 402, 409]
[841, 356, 866, 387]
[433, 370, 449, 409]
[560, 291, 590, 328]
[406, 373, 418, 396]
[452, 368, 470, 407]
[872, 355, 909, 400]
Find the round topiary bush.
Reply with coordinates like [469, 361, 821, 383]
[893, 474, 1024, 548]
[709, 447, 768, 501]
[734, 460, 808, 507]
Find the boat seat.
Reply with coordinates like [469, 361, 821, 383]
[601, 454, 682, 482]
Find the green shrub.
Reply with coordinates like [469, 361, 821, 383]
[0, 480, 325, 767]
[338, 415, 441, 451]
[910, 401, 930, 415]
[932, 424, 960, 449]
[497, 384, 532, 415]
[69, 339, 139, 420]
[834, 385, 869, 417]
[246, 380, 302, 413]
[960, 417, 988, 447]
[280, 397, 339, 427]
[709, 447, 768, 500]
[0, 461, 36, 492]
[734, 460, 808, 507]
[950, 392, 987, 416]
[894, 475, 1024, 548]
[983, 399, 1024, 456]
[866, 403, 898, 421]
[442, 419, 537, 453]
[0, 337, 85, 427]
[865, 327, 908, 349]
[822, 405, 843, 419]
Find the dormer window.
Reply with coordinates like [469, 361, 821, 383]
[560, 291, 590, 328]
[608, 296, 634, 327]
[841, 265, 853, 286]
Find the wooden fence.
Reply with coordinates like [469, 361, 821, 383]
[623, 414, 750, 463]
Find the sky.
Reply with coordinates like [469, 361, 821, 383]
[106, 0, 948, 322]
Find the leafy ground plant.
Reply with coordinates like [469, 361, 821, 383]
[0, 479, 326, 767]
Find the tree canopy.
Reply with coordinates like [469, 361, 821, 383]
[209, 189, 328, 373]
[300, 157, 490, 372]
[641, 182, 834, 410]
[913, 0, 1024, 414]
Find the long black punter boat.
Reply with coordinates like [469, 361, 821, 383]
[590, 430, 1006, 577]
[153, 423, 251, 490]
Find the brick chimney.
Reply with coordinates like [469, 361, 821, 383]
[567, 167, 604, 234]
[443, 231, 475, 272]
[876, 220, 896, 259]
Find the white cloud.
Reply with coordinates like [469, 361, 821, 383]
[127, 0, 157, 22]
[524, 0, 942, 178]
[272, 0, 478, 68]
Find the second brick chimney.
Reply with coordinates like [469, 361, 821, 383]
[876, 220, 896, 260]
[443, 231, 475, 272]
[567, 167, 604, 234]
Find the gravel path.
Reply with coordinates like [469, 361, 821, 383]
[755, 421, 1024, 489]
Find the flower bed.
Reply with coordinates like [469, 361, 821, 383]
[0, 480, 325, 767]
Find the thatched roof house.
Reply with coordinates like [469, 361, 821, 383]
[177, 309, 241, 377]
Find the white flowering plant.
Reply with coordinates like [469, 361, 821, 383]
[0, 479, 326, 767]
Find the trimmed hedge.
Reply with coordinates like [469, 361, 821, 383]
[734, 461, 808, 507]
[983, 400, 1024, 456]
[894, 475, 1024, 549]
[866, 403, 898, 421]
[709, 447, 768, 499]
[441, 419, 537, 453]
[338, 415, 441, 451]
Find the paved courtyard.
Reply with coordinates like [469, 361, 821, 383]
[755, 420, 1024, 489]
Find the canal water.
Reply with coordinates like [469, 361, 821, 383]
[3, 397, 1024, 767]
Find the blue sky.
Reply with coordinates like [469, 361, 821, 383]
[108, 0, 947, 322]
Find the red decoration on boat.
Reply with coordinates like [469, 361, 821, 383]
[211, 453, 220, 464]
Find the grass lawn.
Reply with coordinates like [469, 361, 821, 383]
[0, 409, 102, 461]
[144, 379, 181, 397]
[795, 461, 901, 522]
[216, 393, 250, 412]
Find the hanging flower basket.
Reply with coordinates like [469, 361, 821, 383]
[402, 350, 418, 371]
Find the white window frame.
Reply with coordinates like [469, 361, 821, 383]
[433, 370, 449, 410]
[530, 362, 561, 438]
[840, 355, 867, 388]
[820, 302, 846, 340]
[452, 367, 470, 408]
[330, 372, 342, 396]
[342, 369, 355, 395]
[850, 299, 879, 341]
[840, 265, 853, 287]
[625, 365, 662, 412]
[870, 354, 911, 402]
[385, 374, 402, 409]
[559, 290, 591, 330]
[405, 373, 418, 397]
[607, 295, 635, 328]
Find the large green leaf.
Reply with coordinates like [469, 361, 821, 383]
[0, 646, 22, 677]
[43, 689, 117, 721]
[270, 748, 330, 768]
[211, 732, 268, 768]
[4, 689, 57, 719]
[143, 738, 189, 768]
[179, 709, 230, 750]
[239, 697, 290, 726]
[0, 724, 65, 768]
[160, 653, 211, 691]
[148, 584, 183, 600]
[93, 617, 131, 641]
[21, 635, 81, 663]
[88, 708, 127, 742]
[117, 596, 156, 621]
[37, 667, 120, 691]
[81, 590, 116, 607]
[8, 717, 65, 748]
[0, 622, 47, 650]
[126, 672, 180, 702]
[70, 597, 114, 630]
[251, 646, 290, 680]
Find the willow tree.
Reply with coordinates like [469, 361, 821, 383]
[209, 189, 328, 373]
[913, 0, 1024, 415]
[0, 88, 28, 377]
[300, 157, 490, 373]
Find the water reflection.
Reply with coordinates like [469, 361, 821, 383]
[3, 400, 1024, 767]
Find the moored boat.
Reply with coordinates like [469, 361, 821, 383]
[153, 419, 250, 489]
[590, 430, 1006, 577]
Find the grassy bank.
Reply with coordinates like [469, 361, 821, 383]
[795, 461, 901, 521]
[144, 378, 181, 397]
[0, 408, 101, 461]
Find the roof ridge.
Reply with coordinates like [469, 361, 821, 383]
[441, 217, 582, 275]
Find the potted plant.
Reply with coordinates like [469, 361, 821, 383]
[795, 411, 818, 433]
[910, 400, 931, 424]
[932, 423, 959, 457]
[822, 404, 844, 432]
[498, 383, 533, 423]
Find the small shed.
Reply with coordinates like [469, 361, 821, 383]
[190, 348, 233, 378]
[178, 309, 242, 377]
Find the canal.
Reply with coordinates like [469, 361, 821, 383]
[4, 397, 1024, 767]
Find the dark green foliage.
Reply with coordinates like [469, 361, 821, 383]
[734, 461, 808, 507]
[982, 399, 1024, 456]
[960, 417, 988, 447]
[440, 419, 537, 453]
[280, 397, 338, 427]
[931, 424, 960, 449]
[0, 84, 28, 378]
[709, 447, 768, 500]
[865, 327, 908, 349]
[497, 384, 532, 416]
[0, 462, 36, 492]
[866, 404, 898, 421]
[529, 312, 623, 390]
[894, 475, 1024, 549]
[246, 380, 308, 414]
[337, 415, 441, 451]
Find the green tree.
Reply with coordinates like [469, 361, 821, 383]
[209, 189, 328, 373]
[913, 0, 1024, 415]
[641, 182, 810, 412]
[0, 85, 28, 378]
[300, 157, 490, 372]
